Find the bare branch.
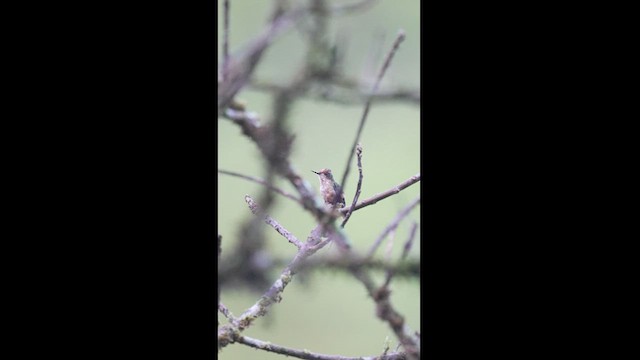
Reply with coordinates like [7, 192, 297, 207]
[220, 0, 357, 262]
[382, 222, 418, 288]
[349, 267, 420, 359]
[218, 302, 236, 323]
[330, 76, 420, 104]
[294, 255, 420, 279]
[337, 31, 406, 208]
[218, 169, 301, 203]
[341, 143, 363, 227]
[400, 222, 418, 261]
[218, 267, 295, 348]
[360, 30, 386, 89]
[221, 75, 335, 223]
[238, 335, 407, 360]
[245, 195, 302, 249]
[222, 106, 334, 222]
[249, 79, 420, 105]
[218, 224, 335, 349]
[340, 173, 420, 214]
[367, 196, 420, 259]
[372, 30, 406, 93]
[218, 5, 307, 114]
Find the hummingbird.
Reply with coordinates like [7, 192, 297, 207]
[312, 168, 346, 210]
[311, 168, 351, 250]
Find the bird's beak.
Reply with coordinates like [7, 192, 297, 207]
[311, 170, 319, 174]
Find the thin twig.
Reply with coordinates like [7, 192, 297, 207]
[330, 76, 420, 104]
[341, 143, 363, 227]
[330, 0, 379, 16]
[400, 222, 418, 261]
[249, 78, 420, 105]
[382, 222, 418, 288]
[238, 335, 406, 360]
[360, 30, 386, 90]
[218, 302, 236, 323]
[218, 169, 301, 203]
[366, 196, 420, 259]
[245, 195, 302, 249]
[340, 173, 420, 214]
[349, 267, 420, 359]
[222, 0, 230, 81]
[337, 30, 406, 207]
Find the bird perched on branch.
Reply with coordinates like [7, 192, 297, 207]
[312, 168, 346, 210]
[312, 168, 351, 250]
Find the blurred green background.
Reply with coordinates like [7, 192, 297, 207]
[218, 1, 420, 358]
